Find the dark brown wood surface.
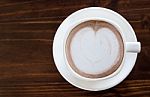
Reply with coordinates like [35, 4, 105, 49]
[0, 0, 149, 97]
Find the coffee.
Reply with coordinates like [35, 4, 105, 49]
[65, 20, 124, 78]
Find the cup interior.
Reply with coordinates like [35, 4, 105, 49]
[64, 19, 125, 80]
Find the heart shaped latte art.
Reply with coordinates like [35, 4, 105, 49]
[66, 21, 124, 78]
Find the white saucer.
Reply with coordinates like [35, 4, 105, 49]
[53, 7, 138, 91]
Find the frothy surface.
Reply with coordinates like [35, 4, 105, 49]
[66, 21, 124, 78]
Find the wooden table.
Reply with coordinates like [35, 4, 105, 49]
[0, 0, 149, 97]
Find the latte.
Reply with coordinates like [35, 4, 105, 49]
[65, 20, 124, 78]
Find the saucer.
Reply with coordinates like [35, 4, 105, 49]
[53, 7, 138, 91]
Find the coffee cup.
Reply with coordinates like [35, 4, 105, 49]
[53, 7, 141, 90]
[63, 16, 141, 81]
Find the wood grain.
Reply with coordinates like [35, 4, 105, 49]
[0, 0, 149, 97]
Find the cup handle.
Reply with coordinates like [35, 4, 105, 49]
[125, 42, 141, 53]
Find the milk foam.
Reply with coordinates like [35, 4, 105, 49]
[66, 21, 124, 78]
[70, 23, 121, 75]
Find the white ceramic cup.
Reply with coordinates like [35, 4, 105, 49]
[53, 7, 142, 91]
[63, 16, 141, 81]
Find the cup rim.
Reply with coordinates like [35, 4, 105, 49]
[63, 18, 127, 81]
